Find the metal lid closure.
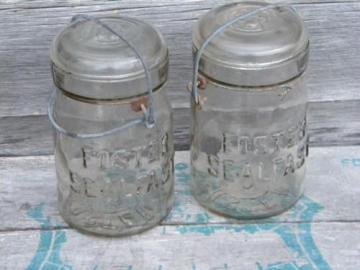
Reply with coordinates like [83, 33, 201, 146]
[49, 15, 164, 139]
[51, 16, 168, 100]
[192, 2, 309, 88]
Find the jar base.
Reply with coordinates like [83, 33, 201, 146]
[59, 204, 174, 237]
[192, 190, 303, 220]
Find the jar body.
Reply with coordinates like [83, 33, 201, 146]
[191, 75, 308, 218]
[54, 86, 174, 236]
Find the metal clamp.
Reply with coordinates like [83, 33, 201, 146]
[191, 3, 290, 104]
[48, 14, 155, 139]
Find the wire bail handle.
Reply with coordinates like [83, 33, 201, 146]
[48, 14, 156, 140]
[191, 3, 289, 104]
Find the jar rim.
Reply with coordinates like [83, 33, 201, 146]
[50, 16, 169, 99]
[192, 2, 310, 86]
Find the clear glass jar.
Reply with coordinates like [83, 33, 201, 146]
[190, 3, 310, 218]
[50, 16, 174, 236]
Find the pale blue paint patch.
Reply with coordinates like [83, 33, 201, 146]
[177, 196, 332, 270]
[270, 196, 331, 269]
[177, 190, 192, 196]
[341, 158, 360, 167]
[195, 212, 210, 223]
[165, 163, 214, 224]
[257, 261, 311, 270]
[274, 225, 305, 258]
[164, 163, 191, 222]
[257, 262, 263, 270]
[164, 197, 183, 221]
[341, 159, 351, 166]
[26, 203, 72, 270]
[259, 197, 331, 269]
[177, 223, 258, 236]
[354, 159, 360, 166]
[175, 163, 190, 184]
[175, 162, 188, 171]
[298, 222, 331, 270]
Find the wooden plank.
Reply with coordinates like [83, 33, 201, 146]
[0, 108, 190, 156]
[0, 115, 53, 157]
[1, 0, 359, 10]
[0, 1, 358, 269]
[1, 100, 359, 156]
[0, 2, 359, 117]
[1, 147, 360, 232]
[0, 222, 359, 269]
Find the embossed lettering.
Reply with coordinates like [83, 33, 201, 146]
[82, 133, 169, 170]
[208, 154, 219, 177]
[254, 135, 267, 155]
[223, 159, 241, 182]
[239, 136, 252, 154]
[220, 119, 306, 156]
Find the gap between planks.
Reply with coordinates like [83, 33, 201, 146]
[1, 220, 360, 234]
[1, 0, 359, 11]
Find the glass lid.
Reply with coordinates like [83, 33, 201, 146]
[193, 2, 309, 86]
[51, 16, 168, 99]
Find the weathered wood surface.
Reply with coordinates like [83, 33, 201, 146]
[0, 0, 360, 153]
[2, 147, 360, 230]
[0, 0, 360, 269]
[1, 0, 360, 115]
[1, 100, 360, 156]
[0, 222, 359, 269]
[1, 147, 360, 269]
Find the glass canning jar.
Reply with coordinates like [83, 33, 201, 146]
[49, 16, 174, 236]
[190, 2, 310, 219]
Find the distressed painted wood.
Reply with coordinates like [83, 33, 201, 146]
[1, 147, 360, 269]
[1, 147, 360, 232]
[1, 100, 360, 156]
[0, 0, 359, 268]
[0, 1, 359, 117]
[1, 0, 359, 10]
[0, 222, 359, 269]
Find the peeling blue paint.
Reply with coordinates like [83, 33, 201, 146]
[175, 163, 190, 183]
[341, 158, 360, 167]
[25, 162, 332, 270]
[165, 162, 213, 224]
[257, 261, 311, 270]
[175, 162, 189, 171]
[195, 212, 210, 223]
[177, 223, 258, 236]
[26, 203, 72, 270]
[177, 196, 331, 270]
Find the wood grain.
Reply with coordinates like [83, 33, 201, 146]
[0, 222, 359, 269]
[1, 147, 360, 269]
[0, 1, 359, 269]
[1, 100, 359, 156]
[1, 147, 360, 231]
[0, 1, 359, 117]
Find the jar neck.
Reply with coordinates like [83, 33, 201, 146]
[54, 81, 166, 105]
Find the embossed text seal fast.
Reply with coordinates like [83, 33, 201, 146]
[189, 2, 310, 218]
[48, 15, 174, 236]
